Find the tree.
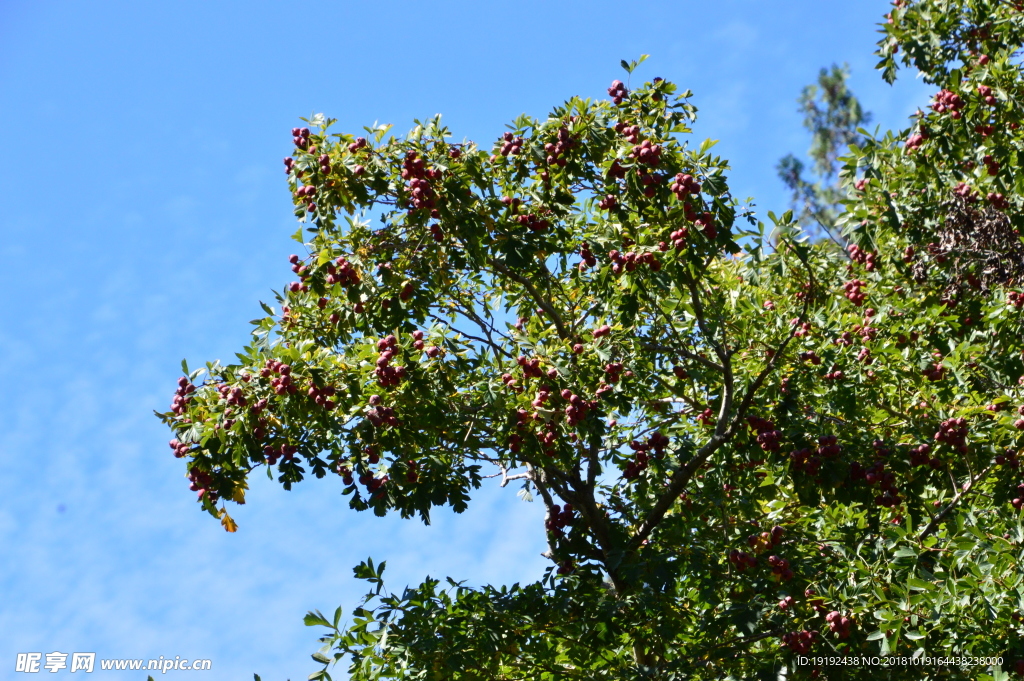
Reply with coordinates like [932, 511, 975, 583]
[159, 3, 1024, 678]
[777, 63, 872, 245]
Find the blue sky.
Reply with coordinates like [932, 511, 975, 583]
[0, 1, 930, 679]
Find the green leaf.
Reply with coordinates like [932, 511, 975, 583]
[304, 610, 331, 627]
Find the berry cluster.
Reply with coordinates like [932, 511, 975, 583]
[348, 136, 367, 153]
[847, 243, 878, 271]
[366, 402, 398, 428]
[667, 226, 689, 251]
[168, 437, 191, 458]
[696, 408, 715, 426]
[286, 253, 312, 291]
[922, 354, 951, 381]
[544, 127, 574, 167]
[399, 282, 416, 302]
[817, 434, 841, 458]
[404, 459, 419, 483]
[748, 525, 785, 552]
[607, 249, 661, 275]
[800, 350, 822, 365]
[669, 173, 701, 200]
[374, 335, 408, 388]
[499, 131, 524, 156]
[934, 417, 968, 452]
[597, 193, 618, 210]
[306, 381, 337, 410]
[613, 121, 640, 143]
[953, 181, 978, 201]
[727, 549, 757, 572]
[1008, 291, 1024, 309]
[747, 416, 783, 452]
[981, 153, 1001, 176]
[1012, 482, 1024, 510]
[424, 220, 445, 242]
[560, 388, 596, 426]
[607, 80, 629, 104]
[215, 384, 246, 429]
[187, 466, 217, 502]
[402, 152, 441, 212]
[537, 420, 562, 457]
[908, 443, 940, 468]
[694, 212, 717, 239]
[292, 126, 311, 149]
[170, 376, 196, 416]
[604, 362, 625, 383]
[410, 329, 426, 351]
[905, 130, 927, 151]
[264, 443, 298, 465]
[283, 156, 295, 175]
[629, 139, 662, 167]
[767, 554, 794, 581]
[514, 212, 549, 232]
[261, 360, 298, 396]
[578, 242, 597, 270]
[843, 279, 866, 306]
[923, 242, 948, 265]
[860, 458, 901, 507]
[359, 469, 389, 497]
[623, 431, 669, 479]
[931, 89, 964, 118]
[995, 448, 1020, 468]
[977, 84, 998, 106]
[822, 365, 845, 381]
[825, 611, 854, 639]
[516, 355, 545, 380]
[317, 153, 332, 175]
[778, 595, 794, 611]
[545, 503, 575, 538]
[501, 372, 522, 393]
[781, 630, 818, 654]
[531, 386, 552, 408]
[975, 122, 995, 137]
[325, 256, 360, 287]
[988, 192, 1009, 209]
[790, 447, 822, 475]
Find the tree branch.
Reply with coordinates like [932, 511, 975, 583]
[918, 464, 994, 543]
[490, 259, 570, 340]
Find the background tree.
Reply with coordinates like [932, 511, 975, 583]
[777, 63, 872, 245]
[160, 2, 1024, 678]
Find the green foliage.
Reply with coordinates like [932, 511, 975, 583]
[158, 1, 1024, 678]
